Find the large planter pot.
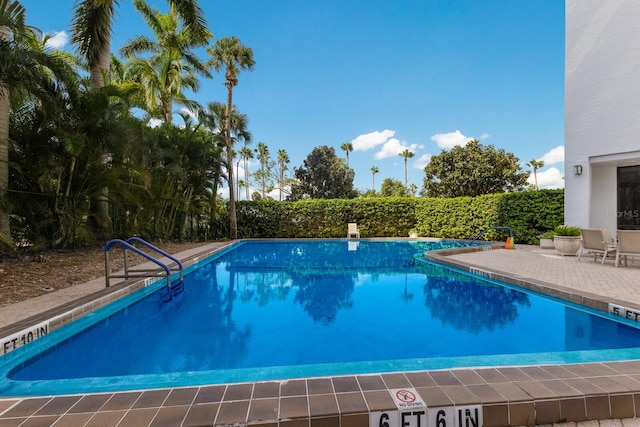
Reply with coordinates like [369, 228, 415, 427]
[540, 238, 555, 249]
[554, 236, 581, 256]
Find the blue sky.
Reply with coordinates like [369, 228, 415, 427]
[20, 0, 566, 198]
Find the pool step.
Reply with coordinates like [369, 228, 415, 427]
[162, 279, 184, 302]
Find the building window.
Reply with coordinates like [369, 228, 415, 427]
[617, 165, 640, 230]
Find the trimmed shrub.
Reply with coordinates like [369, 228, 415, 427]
[234, 190, 564, 245]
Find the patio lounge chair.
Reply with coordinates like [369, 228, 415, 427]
[578, 228, 617, 265]
[347, 223, 360, 239]
[615, 230, 640, 267]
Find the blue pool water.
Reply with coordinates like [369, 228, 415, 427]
[3, 239, 640, 395]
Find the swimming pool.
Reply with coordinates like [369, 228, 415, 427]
[2, 239, 640, 396]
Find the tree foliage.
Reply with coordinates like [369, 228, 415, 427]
[253, 141, 274, 198]
[421, 139, 530, 198]
[380, 178, 410, 197]
[527, 158, 545, 190]
[289, 146, 356, 200]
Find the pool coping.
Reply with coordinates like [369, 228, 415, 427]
[426, 243, 640, 319]
[1, 240, 640, 426]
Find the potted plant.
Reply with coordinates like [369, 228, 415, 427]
[553, 225, 581, 256]
[409, 228, 419, 238]
[539, 230, 555, 249]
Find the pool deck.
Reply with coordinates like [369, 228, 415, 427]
[1, 241, 640, 426]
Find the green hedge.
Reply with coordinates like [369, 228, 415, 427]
[235, 189, 564, 244]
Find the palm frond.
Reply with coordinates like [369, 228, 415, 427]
[70, 0, 118, 67]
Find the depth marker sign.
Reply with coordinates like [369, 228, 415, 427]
[370, 388, 427, 427]
[369, 388, 484, 427]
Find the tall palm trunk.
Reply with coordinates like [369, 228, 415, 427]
[404, 158, 408, 188]
[0, 19, 12, 248]
[225, 80, 237, 239]
[72, 0, 118, 240]
[243, 156, 250, 200]
[89, 39, 110, 88]
[0, 83, 10, 247]
[90, 43, 111, 239]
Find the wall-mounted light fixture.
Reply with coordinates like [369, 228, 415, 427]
[574, 164, 583, 176]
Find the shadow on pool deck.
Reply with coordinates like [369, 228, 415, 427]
[2, 241, 640, 426]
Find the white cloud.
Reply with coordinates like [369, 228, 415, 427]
[179, 107, 198, 122]
[414, 153, 432, 169]
[431, 130, 473, 149]
[148, 118, 163, 128]
[44, 31, 68, 49]
[539, 145, 564, 165]
[352, 129, 395, 151]
[374, 139, 421, 160]
[479, 133, 491, 140]
[267, 187, 283, 200]
[218, 186, 230, 199]
[528, 167, 564, 189]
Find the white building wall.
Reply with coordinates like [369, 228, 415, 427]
[565, 0, 640, 230]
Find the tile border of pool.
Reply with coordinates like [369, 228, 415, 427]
[1, 240, 640, 426]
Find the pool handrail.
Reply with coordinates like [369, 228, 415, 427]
[103, 239, 182, 296]
[125, 237, 184, 283]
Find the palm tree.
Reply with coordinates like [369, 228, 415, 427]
[119, 0, 212, 123]
[0, 0, 25, 248]
[206, 36, 255, 239]
[276, 149, 290, 201]
[527, 159, 545, 190]
[203, 101, 251, 144]
[1, 0, 72, 248]
[70, 0, 116, 88]
[399, 149, 414, 189]
[200, 101, 251, 234]
[255, 142, 271, 198]
[71, 0, 209, 90]
[370, 166, 379, 191]
[239, 145, 253, 200]
[341, 141, 353, 167]
[124, 53, 201, 123]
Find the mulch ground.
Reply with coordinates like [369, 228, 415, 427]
[0, 241, 208, 307]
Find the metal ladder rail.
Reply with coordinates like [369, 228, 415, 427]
[469, 226, 513, 245]
[125, 237, 184, 284]
[104, 239, 173, 289]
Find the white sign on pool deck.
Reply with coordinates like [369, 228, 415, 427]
[609, 303, 640, 322]
[1, 321, 49, 355]
[369, 388, 483, 427]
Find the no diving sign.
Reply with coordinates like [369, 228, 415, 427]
[370, 388, 426, 427]
[390, 388, 426, 409]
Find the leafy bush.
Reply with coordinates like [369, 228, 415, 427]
[234, 190, 565, 245]
[539, 230, 556, 239]
[553, 225, 580, 236]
